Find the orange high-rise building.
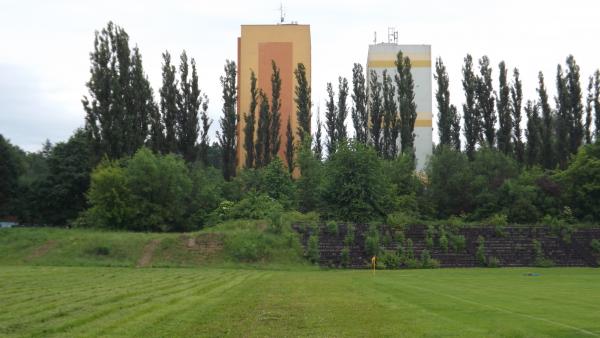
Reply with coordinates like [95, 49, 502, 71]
[236, 24, 311, 170]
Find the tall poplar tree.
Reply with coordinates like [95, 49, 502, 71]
[382, 70, 397, 159]
[294, 63, 311, 141]
[477, 56, 496, 148]
[555, 65, 570, 168]
[218, 60, 237, 180]
[244, 71, 258, 169]
[368, 70, 383, 154]
[585, 76, 593, 144]
[337, 77, 349, 143]
[176, 51, 202, 162]
[566, 55, 584, 154]
[594, 70, 600, 141]
[396, 52, 417, 156]
[538, 72, 555, 169]
[511, 68, 524, 164]
[83, 22, 154, 160]
[314, 108, 323, 161]
[256, 90, 270, 167]
[198, 94, 210, 165]
[129, 47, 156, 154]
[325, 82, 337, 156]
[160, 51, 179, 154]
[462, 54, 479, 159]
[285, 119, 294, 173]
[525, 100, 542, 166]
[496, 61, 512, 155]
[435, 57, 460, 150]
[351, 63, 368, 144]
[270, 61, 282, 159]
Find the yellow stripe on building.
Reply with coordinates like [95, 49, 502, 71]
[367, 59, 431, 68]
[414, 119, 432, 127]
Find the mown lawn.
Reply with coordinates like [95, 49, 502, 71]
[1, 266, 599, 337]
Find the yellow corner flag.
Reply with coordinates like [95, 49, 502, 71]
[371, 255, 377, 275]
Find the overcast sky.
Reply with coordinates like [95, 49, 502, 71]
[1, 0, 599, 151]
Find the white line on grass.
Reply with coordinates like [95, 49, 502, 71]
[402, 282, 599, 337]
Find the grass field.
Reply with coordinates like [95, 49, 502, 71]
[1, 266, 600, 337]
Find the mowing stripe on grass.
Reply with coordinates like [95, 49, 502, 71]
[400, 280, 600, 337]
[27, 271, 244, 337]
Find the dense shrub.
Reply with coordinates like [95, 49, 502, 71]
[344, 224, 355, 246]
[487, 256, 500, 268]
[438, 227, 449, 253]
[532, 239, 554, 267]
[558, 142, 600, 221]
[323, 141, 394, 222]
[325, 220, 339, 235]
[476, 236, 486, 266]
[224, 230, 269, 262]
[340, 246, 350, 267]
[426, 147, 473, 218]
[590, 239, 600, 254]
[381, 250, 400, 269]
[83, 148, 192, 231]
[364, 225, 380, 257]
[306, 234, 320, 264]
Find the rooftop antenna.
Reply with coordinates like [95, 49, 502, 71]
[279, 3, 285, 23]
[388, 27, 398, 44]
[373, 31, 377, 44]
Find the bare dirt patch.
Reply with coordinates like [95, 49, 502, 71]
[25, 240, 57, 261]
[137, 239, 161, 267]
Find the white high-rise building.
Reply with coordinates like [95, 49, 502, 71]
[367, 43, 433, 171]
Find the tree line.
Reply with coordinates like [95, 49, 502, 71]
[1, 21, 600, 230]
[435, 54, 600, 168]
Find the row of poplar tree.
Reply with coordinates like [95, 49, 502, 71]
[434, 54, 600, 168]
[82, 21, 600, 181]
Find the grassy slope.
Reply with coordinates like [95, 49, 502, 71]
[1, 266, 599, 337]
[0, 220, 307, 269]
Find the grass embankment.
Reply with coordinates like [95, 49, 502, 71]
[0, 218, 308, 269]
[1, 266, 599, 337]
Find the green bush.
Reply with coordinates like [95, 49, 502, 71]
[487, 256, 500, 268]
[404, 258, 421, 269]
[532, 239, 555, 267]
[344, 224, 355, 246]
[543, 213, 574, 244]
[322, 141, 395, 222]
[227, 193, 284, 221]
[425, 225, 435, 249]
[381, 250, 400, 269]
[84, 148, 193, 232]
[558, 142, 600, 221]
[224, 231, 268, 262]
[405, 238, 414, 259]
[449, 233, 466, 253]
[476, 235, 486, 266]
[420, 249, 439, 269]
[325, 220, 339, 235]
[340, 246, 350, 267]
[487, 213, 508, 237]
[306, 234, 320, 264]
[591, 239, 600, 254]
[267, 208, 285, 234]
[364, 225, 380, 257]
[437, 226, 449, 252]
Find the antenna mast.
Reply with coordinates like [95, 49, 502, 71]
[279, 3, 285, 23]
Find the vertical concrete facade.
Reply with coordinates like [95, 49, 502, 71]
[366, 43, 433, 171]
[237, 24, 311, 170]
